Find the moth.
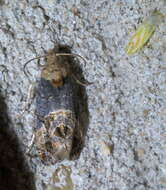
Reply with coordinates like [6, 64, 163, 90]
[24, 45, 89, 165]
[125, 10, 164, 55]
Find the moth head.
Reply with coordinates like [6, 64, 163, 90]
[41, 67, 64, 87]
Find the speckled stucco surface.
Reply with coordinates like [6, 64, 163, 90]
[0, 0, 166, 190]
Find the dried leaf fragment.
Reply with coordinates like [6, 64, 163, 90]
[100, 141, 113, 156]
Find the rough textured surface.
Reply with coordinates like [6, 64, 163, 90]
[0, 89, 35, 190]
[0, 0, 166, 190]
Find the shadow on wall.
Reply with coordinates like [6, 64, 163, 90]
[0, 90, 36, 190]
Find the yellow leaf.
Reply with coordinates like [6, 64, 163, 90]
[125, 11, 164, 55]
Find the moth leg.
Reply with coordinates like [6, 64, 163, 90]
[25, 134, 35, 155]
[0, 64, 9, 82]
[17, 83, 37, 119]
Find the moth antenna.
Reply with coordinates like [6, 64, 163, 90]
[55, 53, 87, 67]
[56, 53, 92, 86]
[23, 55, 47, 77]
[71, 74, 92, 86]
[23, 52, 87, 77]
